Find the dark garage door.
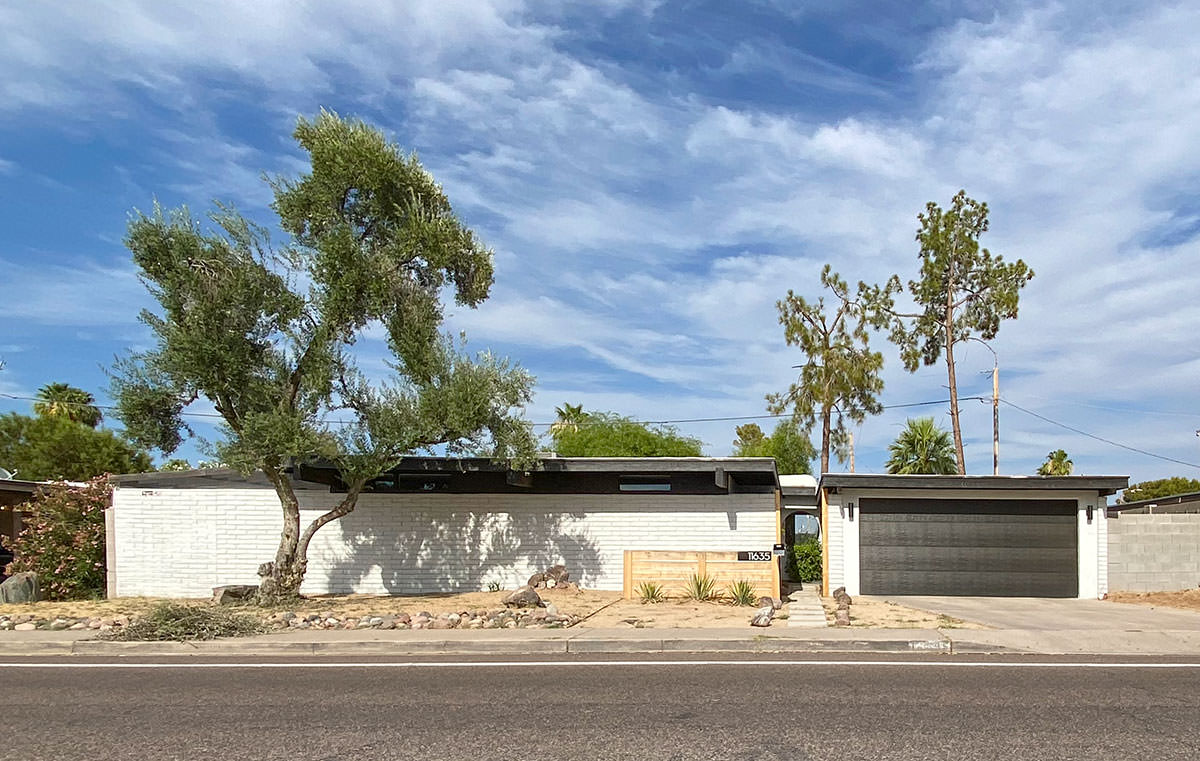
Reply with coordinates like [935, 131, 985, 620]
[859, 499, 1078, 597]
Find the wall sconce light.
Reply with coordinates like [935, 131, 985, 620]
[1086, 505, 1094, 524]
[847, 500, 855, 520]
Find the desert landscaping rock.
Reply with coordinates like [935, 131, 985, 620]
[750, 606, 774, 627]
[212, 585, 258, 605]
[503, 585, 542, 608]
[0, 572, 41, 604]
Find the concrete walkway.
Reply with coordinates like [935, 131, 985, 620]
[881, 596, 1200, 630]
[785, 587, 828, 628]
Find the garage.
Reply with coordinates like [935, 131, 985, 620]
[817, 474, 1129, 599]
[858, 499, 1078, 597]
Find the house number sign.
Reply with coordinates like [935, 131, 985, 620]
[737, 550, 772, 561]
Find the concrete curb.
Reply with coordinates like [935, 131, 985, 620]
[0, 635, 954, 657]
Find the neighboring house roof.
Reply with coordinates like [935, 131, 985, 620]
[818, 473, 1128, 496]
[1109, 489, 1200, 513]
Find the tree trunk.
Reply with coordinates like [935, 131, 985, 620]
[819, 407, 831, 474]
[257, 468, 363, 604]
[258, 464, 306, 602]
[945, 328, 966, 475]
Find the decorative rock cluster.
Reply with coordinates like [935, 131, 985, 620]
[0, 614, 129, 632]
[750, 595, 784, 627]
[526, 564, 572, 590]
[268, 603, 579, 631]
[832, 586, 853, 626]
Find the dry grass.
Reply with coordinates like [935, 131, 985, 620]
[1107, 589, 1200, 613]
[0, 587, 620, 621]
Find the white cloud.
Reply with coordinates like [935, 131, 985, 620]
[0, 258, 148, 326]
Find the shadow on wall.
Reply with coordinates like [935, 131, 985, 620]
[323, 505, 603, 595]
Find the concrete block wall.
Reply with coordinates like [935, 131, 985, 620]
[110, 487, 777, 598]
[1107, 513, 1200, 592]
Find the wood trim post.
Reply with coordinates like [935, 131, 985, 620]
[774, 489, 783, 598]
[820, 487, 830, 597]
[623, 549, 632, 599]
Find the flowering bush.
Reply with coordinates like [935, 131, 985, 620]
[2, 476, 110, 599]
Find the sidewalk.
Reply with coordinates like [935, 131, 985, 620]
[5, 625, 1200, 657]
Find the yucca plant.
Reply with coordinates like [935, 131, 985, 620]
[636, 581, 666, 603]
[727, 579, 758, 606]
[683, 573, 718, 601]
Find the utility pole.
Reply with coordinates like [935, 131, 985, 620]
[991, 360, 999, 476]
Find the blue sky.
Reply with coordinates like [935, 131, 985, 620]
[2, 1, 1199, 484]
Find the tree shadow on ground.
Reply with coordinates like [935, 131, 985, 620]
[320, 503, 603, 595]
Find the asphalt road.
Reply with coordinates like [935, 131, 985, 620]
[3, 654, 1199, 760]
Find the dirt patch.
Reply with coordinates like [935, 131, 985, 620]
[1107, 589, 1200, 613]
[0, 587, 620, 622]
[578, 597, 772, 628]
[822, 596, 984, 629]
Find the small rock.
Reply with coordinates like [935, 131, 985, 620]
[375, 616, 394, 630]
[395, 613, 411, 625]
[14, 622, 37, 631]
[544, 602, 559, 618]
[545, 564, 569, 585]
[527, 572, 546, 588]
[211, 584, 258, 605]
[429, 619, 454, 630]
[750, 606, 774, 627]
[835, 609, 851, 627]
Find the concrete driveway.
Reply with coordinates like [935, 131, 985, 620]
[877, 596, 1200, 630]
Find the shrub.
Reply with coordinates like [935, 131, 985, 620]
[636, 581, 665, 603]
[727, 579, 757, 606]
[788, 538, 822, 583]
[683, 573, 718, 601]
[2, 476, 110, 599]
[104, 603, 265, 641]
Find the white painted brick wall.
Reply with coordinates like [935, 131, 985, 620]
[111, 487, 777, 598]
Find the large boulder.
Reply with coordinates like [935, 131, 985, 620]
[212, 585, 259, 605]
[503, 585, 542, 609]
[0, 572, 41, 604]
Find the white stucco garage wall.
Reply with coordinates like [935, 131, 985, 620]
[823, 488, 1107, 599]
[110, 487, 778, 598]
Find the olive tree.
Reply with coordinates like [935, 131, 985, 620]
[111, 111, 536, 600]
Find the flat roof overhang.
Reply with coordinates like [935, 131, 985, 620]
[1109, 489, 1200, 512]
[818, 473, 1129, 497]
[294, 456, 781, 489]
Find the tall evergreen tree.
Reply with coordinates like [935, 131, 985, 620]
[863, 191, 1033, 474]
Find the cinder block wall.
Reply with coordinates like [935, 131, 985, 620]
[1107, 514, 1200, 592]
[110, 487, 777, 598]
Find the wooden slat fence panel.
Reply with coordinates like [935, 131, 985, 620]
[623, 550, 777, 599]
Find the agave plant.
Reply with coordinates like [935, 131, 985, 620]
[727, 579, 758, 606]
[635, 581, 665, 603]
[683, 573, 718, 602]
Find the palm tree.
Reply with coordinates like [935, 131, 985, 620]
[33, 382, 103, 428]
[885, 417, 957, 475]
[549, 403, 585, 435]
[1037, 449, 1074, 476]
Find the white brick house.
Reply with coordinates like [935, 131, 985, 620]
[107, 458, 782, 598]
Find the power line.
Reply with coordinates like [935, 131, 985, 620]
[999, 398, 1200, 470]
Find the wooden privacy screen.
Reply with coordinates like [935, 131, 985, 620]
[623, 550, 779, 600]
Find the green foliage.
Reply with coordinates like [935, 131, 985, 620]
[0, 413, 152, 481]
[486, 580, 502, 593]
[727, 579, 758, 606]
[108, 110, 536, 597]
[549, 410, 702, 457]
[767, 265, 884, 473]
[862, 191, 1033, 473]
[1122, 477, 1200, 503]
[788, 538, 822, 583]
[732, 420, 814, 475]
[636, 581, 666, 603]
[1036, 449, 1074, 476]
[2, 477, 111, 600]
[104, 603, 265, 641]
[158, 458, 193, 471]
[683, 573, 718, 601]
[33, 382, 103, 428]
[886, 417, 958, 475]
